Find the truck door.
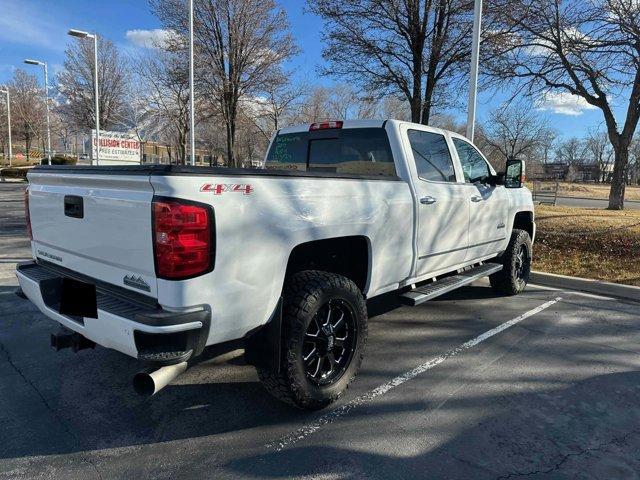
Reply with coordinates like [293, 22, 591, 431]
[403, 126, 470, 277]
[450, 136, 509, 262]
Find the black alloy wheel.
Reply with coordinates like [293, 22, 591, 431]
[302, 299, 356, 386]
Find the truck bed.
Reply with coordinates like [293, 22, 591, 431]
[33, 164, 401, 181]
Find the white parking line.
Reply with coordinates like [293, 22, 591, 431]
[267, 296, 563, 452]
[529, 283, 618, 301]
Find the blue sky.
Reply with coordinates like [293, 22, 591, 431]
[0, 0, 610, 139]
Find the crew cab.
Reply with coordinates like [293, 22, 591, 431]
[16, 119, 534, 409]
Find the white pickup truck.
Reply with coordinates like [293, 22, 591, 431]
[17, 119, 534, 409]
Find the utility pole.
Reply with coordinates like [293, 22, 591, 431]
[189, 0, 196, 166]
[0, 88, 11, 167]
[466, 0, 482, 142]
[24, 59, 52, 164]
[68, 29, 100, 165]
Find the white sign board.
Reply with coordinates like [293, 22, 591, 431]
[91, 130, 141, 164]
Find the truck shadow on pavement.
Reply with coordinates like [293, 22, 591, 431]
[226, 370, 640, 479]
[1, 285, 639, 480]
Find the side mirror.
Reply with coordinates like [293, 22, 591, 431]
[504, 159, 525, 188]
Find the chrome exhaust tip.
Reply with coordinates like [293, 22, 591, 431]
[133, 361, 188, 397]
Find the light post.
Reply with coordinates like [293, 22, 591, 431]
[68, 28, 100, 165]
[24, 59, 52, 165]
[189, 0, 196, 166]
[0, 88, 11, 167]
[466, 0, 482, 142]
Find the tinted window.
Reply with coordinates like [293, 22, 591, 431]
[265, 128, 396, 177]
[265, 133, 308, 171]
[407, 130, 456, 182]
[453, 138, 491, 183]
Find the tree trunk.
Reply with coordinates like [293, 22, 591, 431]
[421, 75, 435, 125]
[410, 69, 422, 123]
[608, 143, 629, 210]
[226, 123, 233, 167]
[25, 132, 31, 161]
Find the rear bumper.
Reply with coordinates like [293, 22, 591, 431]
[16, 262, 210, 364]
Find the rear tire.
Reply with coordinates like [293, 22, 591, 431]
[490, 229, 532, 295]
[257, 270, 368, 410]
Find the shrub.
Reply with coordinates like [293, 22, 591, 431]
[0, 167, 29, 180]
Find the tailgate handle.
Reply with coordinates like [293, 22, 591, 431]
[64, 195, 84, 219]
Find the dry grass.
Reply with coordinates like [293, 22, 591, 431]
[529, 181, 640, 201]
[533, 205, 640, 286]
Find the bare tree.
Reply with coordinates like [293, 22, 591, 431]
[556, 137, 588, 166]
[485, 0, 640, 209]
[483, 102, 549, 162]
[309, 0, 473, 124]
[151, 0, 297, 167]
[249, 78, 306, 140]
[8, 69, 46, 161]
[585, 129, 614, 182]
[380, 95, 412, 121]
[629, 140, 640, 185]
[131, 47, 191, 164]
[57, 37, 130, 133]
[290, 86, 332, 123]
[537, 128, 557, 166]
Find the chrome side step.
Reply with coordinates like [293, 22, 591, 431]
[400, 263, 503, 306]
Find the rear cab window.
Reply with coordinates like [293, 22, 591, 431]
[407, 130, 457, 182]
[265, 128, 396, 177]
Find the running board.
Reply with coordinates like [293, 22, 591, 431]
[400, 263, 503, 306]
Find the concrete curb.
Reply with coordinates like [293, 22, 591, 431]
[534, 194, 640, 204]
[531, 271, 640, 302]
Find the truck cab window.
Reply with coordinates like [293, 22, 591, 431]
[407, 130, 457, 182]
[453, 138, 491, 184]
[265, 128, 396, 177]
[265, 134, 308, 171]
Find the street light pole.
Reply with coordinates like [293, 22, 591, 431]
[188, 0, 196, 166]
[466, 0, 482, 142]
[24, 59, 52, 165]
[0, 88, 11, 167]
[68, 29, 100, 165]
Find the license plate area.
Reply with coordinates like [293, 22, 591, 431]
[59, 277, 98, 319]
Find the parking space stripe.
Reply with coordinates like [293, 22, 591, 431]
[267, 297, 563, 452]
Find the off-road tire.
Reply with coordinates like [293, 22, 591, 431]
[257, 270, 368, 410]
[489, 228, 532, 295]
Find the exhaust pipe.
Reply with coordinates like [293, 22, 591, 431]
[133, 362, 188, 397]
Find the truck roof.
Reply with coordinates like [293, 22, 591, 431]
[278, 119, 388, 134]
[277, 119, 454, 139]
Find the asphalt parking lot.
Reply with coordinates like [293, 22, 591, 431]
[1, 181, 640, 479]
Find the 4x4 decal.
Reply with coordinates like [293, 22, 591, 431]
[200, 183, 254, 195]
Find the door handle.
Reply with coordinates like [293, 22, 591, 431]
[470, 195, 483, 203]
[420, 196, 437, 205]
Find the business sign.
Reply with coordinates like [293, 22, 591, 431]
[91, 130, 141, 164]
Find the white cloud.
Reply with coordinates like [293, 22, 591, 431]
[536, 92, 597, 116]
[125, 29, 175, 49]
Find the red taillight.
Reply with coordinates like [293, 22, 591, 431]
[309, 120, 343, 131]
[152, 199, 213, 279]
[25, 187, 32, 240]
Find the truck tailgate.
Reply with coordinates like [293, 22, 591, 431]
[28, 171, 157, 297]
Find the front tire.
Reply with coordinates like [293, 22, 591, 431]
[257, 270, 368, 410]
[490, 228, 532, 295]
